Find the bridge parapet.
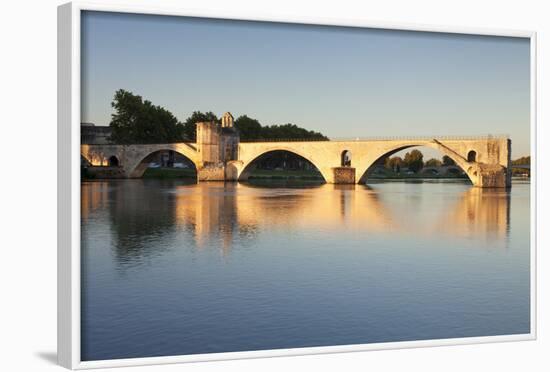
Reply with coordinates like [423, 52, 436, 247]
[328, 134, 510, 142]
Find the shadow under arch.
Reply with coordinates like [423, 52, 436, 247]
[81, 154, 92, 167]
[358, 143, 473, 185]
[129, 149, 198, 179]
[238, 149, 327, 183]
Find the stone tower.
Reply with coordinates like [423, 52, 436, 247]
[195, 112, 240, 181]
[221, 112, 234, 128]
[196, 121, 221, 165]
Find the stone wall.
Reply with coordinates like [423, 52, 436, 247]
[478, 164, 509, 188]
[198, 165, 226, 181]
[220, 129, 239, 162]
[83, 166, 126, 179]
[332, 167, 356, 184]
[196, 121, 221, 164]
[225, 161, 242, 181]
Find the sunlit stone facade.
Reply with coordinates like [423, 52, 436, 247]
[81, 114, 512, 188]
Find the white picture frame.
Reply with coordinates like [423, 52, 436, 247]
[58, 1, 537, 369]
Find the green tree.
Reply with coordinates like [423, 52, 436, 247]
[262, 123, 328, 140]
[180, 111, 219, 141]
[109, 89, 182, 144]
[234, 115, 263, 140]
[403, 149, 424, 172]
[512, 156, 530, 165]
[425, 158, 442, 167]
[442, 155, 456, 166]
[234, 116, 328, 141]
[384, 156, 403, 172]
[108, 91, 329, 143]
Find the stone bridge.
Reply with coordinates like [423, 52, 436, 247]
[81, 142, 200, 178]
[81, 133, 512, 188]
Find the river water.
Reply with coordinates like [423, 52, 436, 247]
[81, 179, 530, 361]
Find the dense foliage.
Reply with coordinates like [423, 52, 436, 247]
[442, 155, 456, 166]
[108, 90, 328, 143]
[403, 149, 424, 172]
[512, 156, 530, 165]
[425, 158, 442, 167]
[235, 115, 328, 141]
[234, 115, 263, 140]
[385, 153, 462, 173]
[384, 156, 404, 171]
[109, 90, 184, 144]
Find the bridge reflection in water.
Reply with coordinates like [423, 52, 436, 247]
[81, 180, 513, 266]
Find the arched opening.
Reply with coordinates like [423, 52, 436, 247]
[108, 156, 119, 167]
[239, 150, 326, 183]
[341, 150, 352, 167]
[359, 145, 471, 185]
[467, 150, 477, 162]
[130, 150, 197, 180]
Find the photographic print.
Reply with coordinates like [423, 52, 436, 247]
[75, 8, 532, 364]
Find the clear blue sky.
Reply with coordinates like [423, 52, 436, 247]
[81, 11, 531, 157]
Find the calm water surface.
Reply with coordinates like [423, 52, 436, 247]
[81, 179, 530, 361]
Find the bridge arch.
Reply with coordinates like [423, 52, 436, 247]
[357, 142, 475, 185]
[108, 155, 120, 167]
[238, 148, 328, 182]
[128, 149, 198, 178]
